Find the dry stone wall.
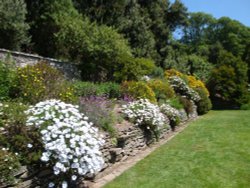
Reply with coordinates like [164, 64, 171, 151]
[0, 48, 80, 79]
[6, 104, 198, 188]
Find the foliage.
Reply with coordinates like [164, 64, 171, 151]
[151, 67, 165, 78]
[79, 96, 117, 137]
[114, 57, 156, 82]
[26, 0, 82, 57]
[79, 22, 133, 82]
[73, 82, 121, 99]
[121, 81, 156, 103]
[165, 69, 184, 78]
[208, 51, 249, 106]
[26, 99, 105, 187]
[240, 103, 250, 110]
[187, 75, 209, 96]
[0, 59, 18, 100]
[0, 0, 30, 50]
[73, 0, 188, 66]
[166, 97, 184, 110]
[195, 88, 212, 115]
[122, 99, 168, 140]
[160, 104, 180, 130]
[168, 76, 201, 102]
[115, 1, 157, 59]
[147, 79, 175, 103]
[0, 149, 20, 185]
[0, 102, 43, 164]
[53, 14, 133, 81]
[16, 62, 77, 104]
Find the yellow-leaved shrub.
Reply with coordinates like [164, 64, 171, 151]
[121, 81, 156, 103]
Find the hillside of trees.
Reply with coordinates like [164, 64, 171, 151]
[0, 0, 249, 108]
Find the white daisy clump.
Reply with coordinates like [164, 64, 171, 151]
[122, 99, 167, 130]
[169, 76, 201, 102]
[160, 104, 180, 122]
[25, 99, 105, 186]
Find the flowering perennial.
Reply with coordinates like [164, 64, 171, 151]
[25, 99, 105, 185]
[122, 99, 167, 131]
[168, 76, 201, 102]
[160, 104, 180, 122]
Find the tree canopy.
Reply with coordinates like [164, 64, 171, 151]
[0, 0, 249, 107]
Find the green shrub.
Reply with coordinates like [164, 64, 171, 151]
[73, 81, 97, 97]
[0, 101, 27, 127]
[179, 96, 193, 115]
[195, 88, 212, 115]
[114, 57, 156, 82]
[151, 66, 164, 78]
[0, 101, 43, 164]
[0, 149, 20, 185]
[98, 82, 121, 98]
[147, 79, 175, 103]
[240, 103, 250, 110]
[16, 62, 77, 104]
[167, 97, 184, 110]
[73, 81, 121, 98]
[121, 81, 156, 103]
[208, 52, 249, 106]
[0, 60, 17, 100]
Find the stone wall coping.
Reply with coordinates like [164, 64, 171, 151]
[0, 48, 77, 65]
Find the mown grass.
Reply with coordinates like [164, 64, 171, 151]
[104, 110, 250, 188]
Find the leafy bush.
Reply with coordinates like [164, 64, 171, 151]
[0, 59, 17, 100]
[79, 96, 117, 137]
[166, 97, 184, 110]
[0, 149, 20, 185]
[0, 102, 43, 164]
[195, 88, 212, 115]
[151, 67, 164, 78]
[240, 103, 250, 110]
[165, 69, 184, 78]
[122, 99, 168, 140]
[73, 82, 121, 98]
[168, 76, 201, 102]
[160, 104, 180, 130]
[16, 62, 77, 104]
[26, 100, 105, 187]
[187, 75, 209, 97]
[114, 57, 156, 82]
[147, 79, 175, 103]
[208, 52, 249, 106]
[121, 81, 156, 103]
[179, 96, 194, 115]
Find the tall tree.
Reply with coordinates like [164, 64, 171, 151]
[72, 0, 128, 26]
[0, 0, 30, 50]
[181, 12, 215, 46]
[26, 0, 82, 57]
[116, 1, 157, 59]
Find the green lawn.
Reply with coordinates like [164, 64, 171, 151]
[104, 110, 250, 188]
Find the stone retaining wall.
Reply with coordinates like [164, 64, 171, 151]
[0, 48, 80, 79]
[5, 104, 197, 188]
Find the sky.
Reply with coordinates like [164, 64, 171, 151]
[177, 0, 250, 27]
